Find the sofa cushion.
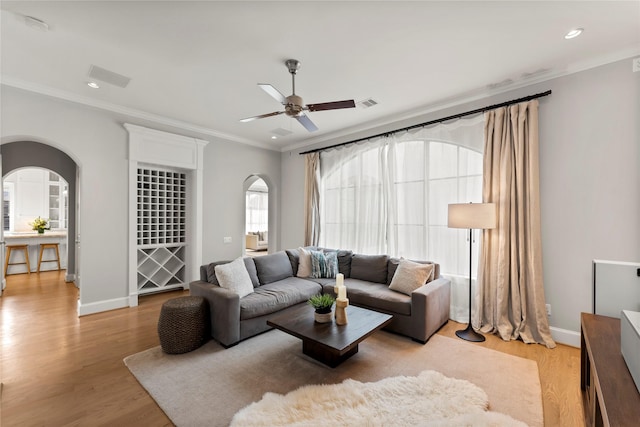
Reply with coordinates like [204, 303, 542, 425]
[206, 260, 230, 285]
[322, 278, 411, 316]
[310, 250, 338, 278]
[285, 246, 318, 276]
[387, 258, 436, 285]
[253, 251, 294, 285]
[297, 247, 313, 278]
[389, 259, 435, 296]
[205, 258, 260, 288]
[350, 254, 389, 284]
[239, 277, 322, 320]
[243, 257, 261, 288]
[321, 248, 353, 277]
[214, 257, 254, 298]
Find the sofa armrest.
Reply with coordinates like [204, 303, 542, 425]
[410, 277, 451, 343]
[190, 280, 241, 347]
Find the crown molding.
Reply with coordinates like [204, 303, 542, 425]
[0, 76, 278, 152]
[282, 49, 640, 153]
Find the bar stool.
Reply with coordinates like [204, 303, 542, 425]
[38, 243, 61, 272]
[5, 244, 31, 276]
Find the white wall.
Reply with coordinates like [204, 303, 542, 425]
[281, 58, 640, 344]
[1, 85, 281, 313]
[202, 139, 281, 262]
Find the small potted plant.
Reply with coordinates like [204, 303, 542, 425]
[308, 293, 336, 323]
[30, 216, 50, 234]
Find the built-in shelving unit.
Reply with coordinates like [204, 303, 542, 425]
[48, 171, 68, 230]
[135, 166, 186, 294]
[126, 123, 208, 307]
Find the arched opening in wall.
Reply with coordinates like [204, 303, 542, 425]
[1, 140, 79, 299]
[244, 176, 269, 257]
[3, 167, 70, 274]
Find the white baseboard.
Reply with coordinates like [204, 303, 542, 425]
[550, 326, 581, 348]
[129, 294, 139, 307]
[77, 297, 129, 316]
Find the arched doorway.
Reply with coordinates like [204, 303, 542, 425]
[1, 141, 79, 294]
[244, 177, 269, 255]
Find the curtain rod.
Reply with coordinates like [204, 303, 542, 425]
[299, 90, 552, 155]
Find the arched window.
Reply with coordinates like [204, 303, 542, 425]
[319, 115, 484, 282]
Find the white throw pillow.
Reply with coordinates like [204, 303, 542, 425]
[389, 259, 435, 296]
[215, 257, 254, 298]
[297, 247, 312, 278]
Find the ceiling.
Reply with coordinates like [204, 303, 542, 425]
[1, 1, 639, 152]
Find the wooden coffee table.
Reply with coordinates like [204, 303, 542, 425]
[267, 303, 393, 367]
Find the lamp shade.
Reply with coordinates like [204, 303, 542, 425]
[448, 203, 496, 229]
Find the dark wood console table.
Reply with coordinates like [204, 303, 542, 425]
[580, 313, 640, 427]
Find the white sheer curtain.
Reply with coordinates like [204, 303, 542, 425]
[319, 115, 484, 322]
[320, 139, 388, 254]
[245, 190, 268, 232]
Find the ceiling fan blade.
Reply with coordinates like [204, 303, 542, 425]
[239, 111, 284, 122]
[306, 99, 356, 112]
[295, 114, 318, 132]
[258, 84, 287, 104]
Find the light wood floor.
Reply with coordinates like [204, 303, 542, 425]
[1, 272, 584, 426]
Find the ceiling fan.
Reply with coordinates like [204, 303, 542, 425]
[240, 59, 355, 132]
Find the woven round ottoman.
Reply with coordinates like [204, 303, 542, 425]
[158, 296, 208, 354]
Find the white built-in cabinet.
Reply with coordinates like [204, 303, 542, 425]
[135, 166, 187, 293]
[3, 168, 67, 232]
[126, 124, 208, 306]
[48, 171, 68, 230]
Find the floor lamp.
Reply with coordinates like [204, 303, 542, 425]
[448, 202, 496, 342]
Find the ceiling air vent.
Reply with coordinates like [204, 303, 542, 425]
[271, 128, 293, 137]
[357, 98, 379, 109]
[88, 65, 131, 88]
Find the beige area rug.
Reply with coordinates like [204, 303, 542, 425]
[124, 331, 542, 427]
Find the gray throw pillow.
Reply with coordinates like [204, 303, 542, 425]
[285, 248, 301, 276]
[243, 257, 260, 288]
[253, 251, 294, 285]
[350, 254, 389, 284]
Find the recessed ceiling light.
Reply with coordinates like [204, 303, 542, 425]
[87, 81, 100, 89]
[271, 136, 277, 140]
[564, 28, 584, 39]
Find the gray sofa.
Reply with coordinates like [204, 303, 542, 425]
[189, 248, 451, 347]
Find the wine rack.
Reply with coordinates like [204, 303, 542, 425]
[136, 166, 186, 293]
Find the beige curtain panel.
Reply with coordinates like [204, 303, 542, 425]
[476, 100, 556, 348]
[303, 152, 321, 247]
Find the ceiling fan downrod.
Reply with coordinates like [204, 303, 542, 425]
[286, 59, 300, 94]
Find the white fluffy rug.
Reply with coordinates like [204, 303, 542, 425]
[231, 370, 528, 427]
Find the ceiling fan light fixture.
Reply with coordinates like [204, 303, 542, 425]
[242, 58, 355, 132]
[564, 28, 583, 39]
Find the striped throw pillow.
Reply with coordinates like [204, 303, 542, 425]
[310, 250, 338, 279]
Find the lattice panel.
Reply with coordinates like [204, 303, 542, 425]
[137, 167, 186, 246]
[137, 246, 186, 292]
